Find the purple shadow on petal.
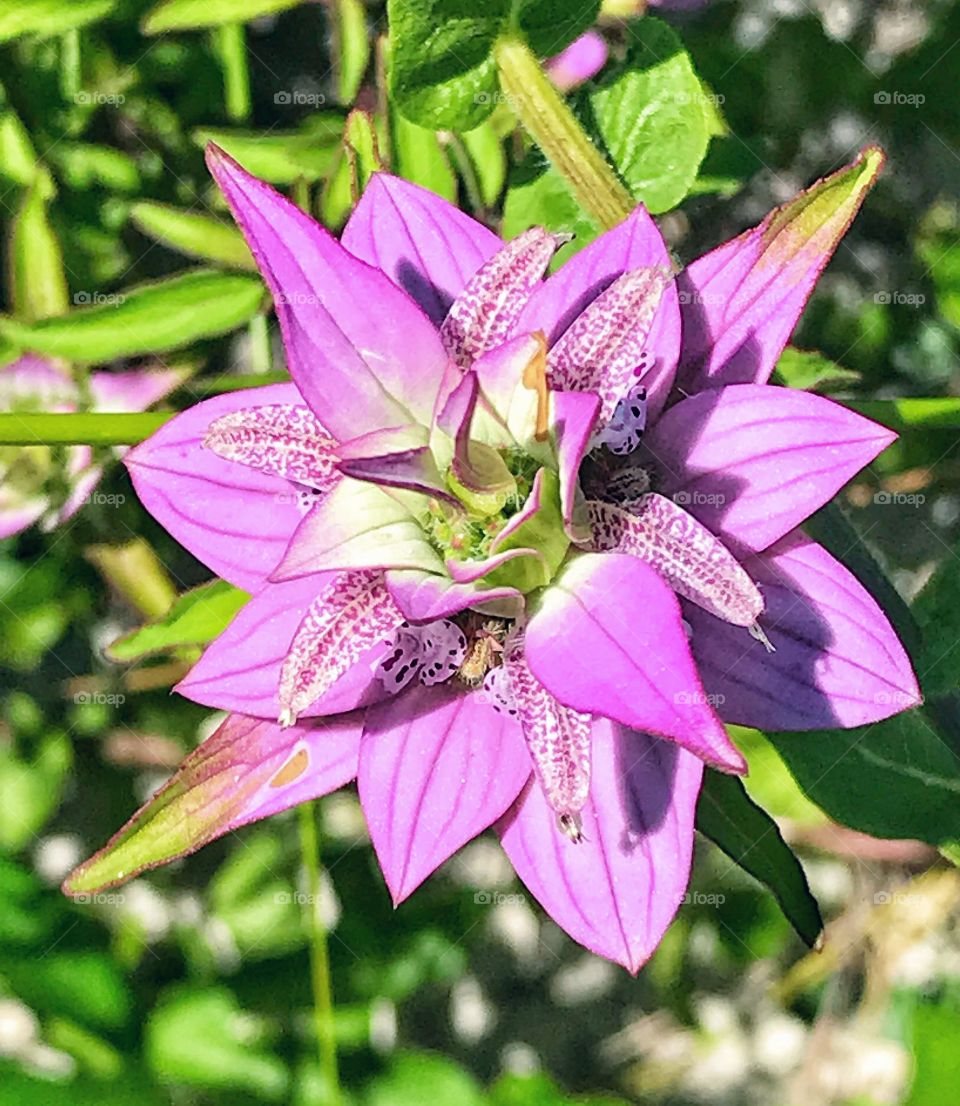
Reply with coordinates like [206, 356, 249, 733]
[341, 172, 500, 326]
[338, 445, 456, 502]
[687, 531, 921, 732]
[359, 684, 531, 904]
[498, 719, 704, 972]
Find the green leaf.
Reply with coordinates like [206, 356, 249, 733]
[9, 180, 69, 322]
[459, 120, 507, 207]
[48, 143, 141, 193]
[0, 732, 72, 853]
[0, 0, 115, 42]
[393, 113, 457, 202]
[0, 107, 54, 195]
[906, 1001, 960, 1106]
[320, 109, 384, 231]
[146, 987, 288, 1099]
[106, 580, 249, 662]
[775, 347, 862, 393]
[583, 18, 712, 213]
[193, 118, 343, 184]
[490, 1071, 631, 1105]
[364, 1052, 484, 1106]
[503, 158, 599, 262]
[696, 770, 823, 948]
[844, 396, 960, 430]
[913, 537, 960, 697]
[143, 0, 302, 33]
[332, 0, 370, 104]
[387, 0, 600, 131]
[3, 952, 131, 1030]
[768, 709, 960, 850]
[0, 270, 264, 363]
[129, 201, 256, 270]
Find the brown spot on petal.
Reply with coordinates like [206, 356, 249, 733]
[270, 747, 309, 788]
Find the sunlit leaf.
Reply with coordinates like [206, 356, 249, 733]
[143, 0, 301, 33]
[0, 0, 116, 42]
[130, 202, 256, 270]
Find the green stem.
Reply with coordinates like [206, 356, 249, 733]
[246, 313, 273, 375]
[297, 802, 341, 1105]
[60, 30, 82, 102]
[192, 370, 291, 394]
[493, 35, 633, 230]
[0, 412, 172, 446]
[212, 23, 252, 123]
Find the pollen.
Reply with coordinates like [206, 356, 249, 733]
[269, 746, 309, 787]
[521, 331, 551, 442]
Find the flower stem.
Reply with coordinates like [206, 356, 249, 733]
[0, 412, 171, 446]
[212, 23, 252, 123]
[60, 30, 82, 102]
[297, 801, 341, 1105]
[493, 35, 633, 230]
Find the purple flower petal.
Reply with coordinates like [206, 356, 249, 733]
[516, 207, 681, 419]
[385, 569, 522, 622]
[552, 389, 601, 540]
[0, 493, 47, 539]
[176, 575, 390, 719]
[498, 720, 703, 972]
[548, 266, 668, 423]
[546, 31, 608, 92]
[206, 146, 449, 437]
[645, 384, 895, 554]
[359, 684, 531, 903]
[64, 712, 361, 894]
[338, 446, 455, 501]
[525, 552, 746, 772]
[204, 402, 339, 489]
[0, 354, 77, 409]
[677, 147, 884, 391]
[341, 172, 500, 325]
[278, 571, 405, 726]
[89, 366, 188, 412]
[687, 532, 921, 731]
[587, 496, 763, 627]
[124, 384, 309, 591]
[441, 228, 565, 367]
[271, 477, 444, 580]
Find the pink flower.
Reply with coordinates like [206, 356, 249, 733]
[546, 31, 608, 92]
[0, 355, 185, 537]
[67, 146, 919, 971]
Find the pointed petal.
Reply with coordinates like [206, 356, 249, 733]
[546, 30, 608, 92]
[687, 532, 921, 731]
[271, 477, 444, 579]
[204, 402, 339, 489]
[359, 685, 531, 903]
[525, 552, 745, 772]
[89, 365, 188, 412]
[385, 569, 522, 622]
[587, 496, 763, 626]
[125, 384, 309, 590]
[176, 575, 391, 719]
[553, 389, 600, 540]
[471, 333, 555, 466]
[498, 721, 703, 972]
[678, 147, 884, 390]
[440, 228, 564, 366]
[502, 649, 592, 821]
[206, 146, 448, 436]
[279, 571, 405, 725]
[338, 445, 455, 501]
[548, 267, 668, 423]
[516, 206, 681, 419]
[645, 384, 895, 554]
[64, 712, 361, 894]
[446, 545, 547, 584]
[341, 172, 500, 325]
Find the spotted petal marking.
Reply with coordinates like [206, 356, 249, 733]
[592, 376, 649, 455]
[440, 228, 567, 367]
[278, 571, 405, 725]
[548, 267, 668, 423]
[587, 496, 763, 627]
[375, 619, 468, 694]
[498, 647, 592, 830]
[205, 404, 339, 489]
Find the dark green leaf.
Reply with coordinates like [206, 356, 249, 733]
[775, 347, 862, 393]
[697, 771, 823, 948]
[0, 0, 115, 42]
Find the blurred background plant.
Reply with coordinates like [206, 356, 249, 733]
[2, 0, 960, 1103]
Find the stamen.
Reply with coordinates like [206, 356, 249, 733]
[558, 813, 585, 844]
[521, 331, 550, 442]
[749, 622, 777, 653]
